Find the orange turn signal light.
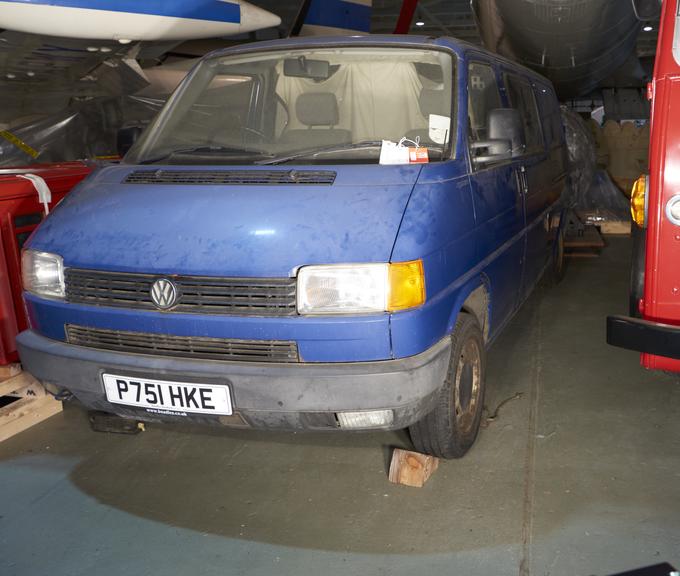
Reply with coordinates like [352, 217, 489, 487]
[387, 260, 426, 312]
[631, 175, 648, 228]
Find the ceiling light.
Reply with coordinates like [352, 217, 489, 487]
[99, 46, 112, 53]
[86, 46, 98, 52]
[415, 21, 425, 27]
[643, 25, 653, 32]
[6, 73, 15, 79]
[26, 71, 35, 77]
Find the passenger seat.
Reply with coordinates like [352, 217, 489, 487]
[406, 88, 446, 146]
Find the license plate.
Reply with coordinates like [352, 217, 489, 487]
[102, 374, 232, 416]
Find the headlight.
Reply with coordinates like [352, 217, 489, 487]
[21, 250, 65, 299]
[297, 260, 425, 315]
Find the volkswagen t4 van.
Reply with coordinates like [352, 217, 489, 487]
[17, 35, 567, 458]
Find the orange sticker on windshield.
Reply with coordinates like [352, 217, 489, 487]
[409, 147, 429, 164]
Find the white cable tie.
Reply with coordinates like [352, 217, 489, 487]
[17, 173, 52, 215]
[398, 137, 420, 149]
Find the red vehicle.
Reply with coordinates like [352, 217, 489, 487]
[607, 0, 680, 371]
[0, 162, 93, 365]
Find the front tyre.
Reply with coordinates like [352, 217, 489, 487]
[409, 314, 486, 459]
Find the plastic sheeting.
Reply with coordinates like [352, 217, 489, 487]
[561, 105, 596, 209]
[0, 96, 164, 167]
[578, 169, 631, 226]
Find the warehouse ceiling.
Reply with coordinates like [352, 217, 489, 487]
[0, 0, 662, 125]
[249, 0, 659, 60]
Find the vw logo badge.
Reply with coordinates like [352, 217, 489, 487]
[150, 278, 178, 310]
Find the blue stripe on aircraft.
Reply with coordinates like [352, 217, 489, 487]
[305, 0, 371, 33]
[4, 0, 241, 24]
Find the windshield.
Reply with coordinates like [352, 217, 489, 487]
[126, 46, 454, 165]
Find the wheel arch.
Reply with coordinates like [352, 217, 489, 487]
[446, 275, 491, 343]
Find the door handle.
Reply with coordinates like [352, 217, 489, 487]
[516, 166, 529, 195]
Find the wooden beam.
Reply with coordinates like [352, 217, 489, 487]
[599, 221, 632, 235]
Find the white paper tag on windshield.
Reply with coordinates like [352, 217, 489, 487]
[429, 114, 450, 145]
[379, 140, 410, 165]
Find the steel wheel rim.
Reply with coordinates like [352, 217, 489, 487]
[454, 338, 482, 434]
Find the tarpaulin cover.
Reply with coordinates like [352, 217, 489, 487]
[578, 169, 631, 225]
[561, 105, 596, 209]
[0, 96, 164, 167]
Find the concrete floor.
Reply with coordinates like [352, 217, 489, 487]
[2, 237, 680, 576]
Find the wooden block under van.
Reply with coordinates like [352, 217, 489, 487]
[388, 448, 439, 488]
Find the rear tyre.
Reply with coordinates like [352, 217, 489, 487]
[409, 314, 486, 459]
[543, 224, 566, 286]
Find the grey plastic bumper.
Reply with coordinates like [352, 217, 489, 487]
[16, 330, 451, 431]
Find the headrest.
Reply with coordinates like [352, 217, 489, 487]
[296, 92, 339, 126]
[419, 89, 445, 118]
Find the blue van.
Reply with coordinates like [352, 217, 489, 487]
[17, 35, 567, 458]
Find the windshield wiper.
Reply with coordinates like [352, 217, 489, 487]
[256, 140, 384, 165]
[138, 145, 274, 165]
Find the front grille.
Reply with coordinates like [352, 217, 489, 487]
[124, 169, 336, 186]
[65, 269, 297, 316]
[66, 325, 299, 363]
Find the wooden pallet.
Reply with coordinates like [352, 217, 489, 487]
[564, 225, 606, 258]
[0, 365, 62, 442]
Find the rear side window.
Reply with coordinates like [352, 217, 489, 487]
[468, 62, 502, 143]
[505, 74, 545, 154]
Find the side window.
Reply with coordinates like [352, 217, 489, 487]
[468, 62, 502, 143]
[505, 74, 545, 154]
[467, 62, 503, 167]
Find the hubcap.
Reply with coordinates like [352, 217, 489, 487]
[454, 338, 482, 433]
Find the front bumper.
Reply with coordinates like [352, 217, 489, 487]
[607, 315, 680, 360]
[17, 330, 451, 431]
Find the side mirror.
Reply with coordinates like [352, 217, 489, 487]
[470, 139, 512, 165]
[117, 126, 143, 157]
[488, 108, 525, 156]
[470, 108, 525, 166]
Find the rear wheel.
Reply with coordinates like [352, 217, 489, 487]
[409, 314, 486, 459]
[543, 224, 566, 286]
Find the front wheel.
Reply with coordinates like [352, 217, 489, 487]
[409, 314, 486, 459]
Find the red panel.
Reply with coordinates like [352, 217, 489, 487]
[0, 162, 93, 364]
[0, 232, 17, 365]
[640, 0, 680, 371]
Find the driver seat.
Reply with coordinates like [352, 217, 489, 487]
[278, 92, 352, 150]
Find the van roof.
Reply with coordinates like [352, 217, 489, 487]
[205, 34, 554, 90]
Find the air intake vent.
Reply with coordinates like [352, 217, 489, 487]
[124, 170, 336, 186]
[66, 325, 299, 363]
